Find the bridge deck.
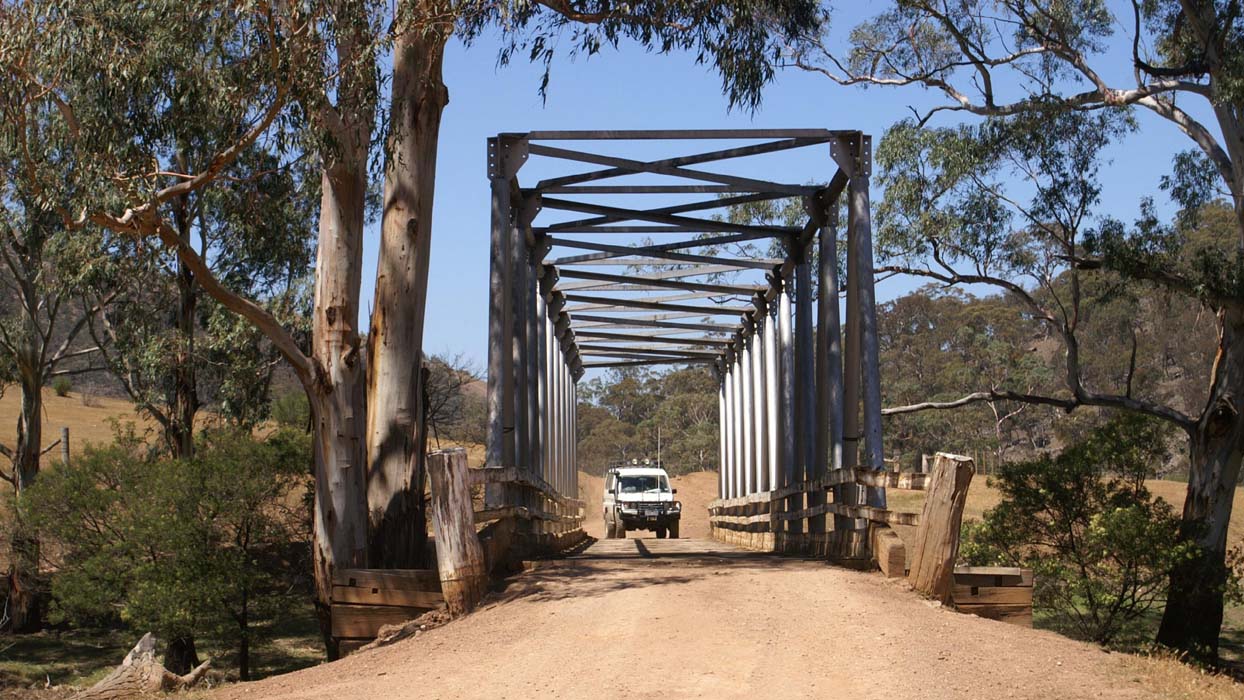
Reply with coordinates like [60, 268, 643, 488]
[569, 536, 768, 561]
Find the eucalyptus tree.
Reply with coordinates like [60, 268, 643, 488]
[86, 147, 316, 459]
[794, 0, 1244, 659]
[0, 1, 350, 655]
[0, 186, 106, 633]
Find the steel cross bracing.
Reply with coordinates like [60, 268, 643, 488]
[484, 130, 886, 541]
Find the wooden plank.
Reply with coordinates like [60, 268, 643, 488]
[872, 525, 906, 579]
[957, 603, 1033, 627]
[331, 603, 425, 638]
[333, 569, 441, 591]
[908, 453, 975, 603]
[708, 513, 774, 526]
[332, 585, 444, 609]
[953, 566, 1034, 588]
[822, 502, 920, 526]
[951, 585, 1033, 606]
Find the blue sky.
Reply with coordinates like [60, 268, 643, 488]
[370, 9, 1206, 371]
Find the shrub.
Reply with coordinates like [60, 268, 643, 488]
[24, 425, 312, 680]
[270, 391, 310, 430]
[51, 377, 71, 397]
[960, 414, 1199, 645]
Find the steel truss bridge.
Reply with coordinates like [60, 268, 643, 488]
[482, 128, 901, 556]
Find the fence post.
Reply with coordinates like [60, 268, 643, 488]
[908, 452, 974, 603]
[61, 426, 70, 465]
[428, 449, 487, 616]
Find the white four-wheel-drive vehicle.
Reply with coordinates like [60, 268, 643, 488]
[602, 461, 681, 539]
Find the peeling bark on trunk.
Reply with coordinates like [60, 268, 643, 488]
[365, 21, 449, 570]
[310, 159, 371, 659]
[1159, 305, 1244, 661]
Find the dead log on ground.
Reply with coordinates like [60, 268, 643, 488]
[73, 632, 210, 700]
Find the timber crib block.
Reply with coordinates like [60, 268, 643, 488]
[951, 566, 1034, 628]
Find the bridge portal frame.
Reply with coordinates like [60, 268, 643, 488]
[484, 129, 888, 555]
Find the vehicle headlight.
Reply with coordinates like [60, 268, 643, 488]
[669, 501, 681, 511]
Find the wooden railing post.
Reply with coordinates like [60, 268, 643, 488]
[908, 452, 974, 602]
[428, 449, 487, 616]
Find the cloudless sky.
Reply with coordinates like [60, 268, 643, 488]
[365, 7, 1205, 371]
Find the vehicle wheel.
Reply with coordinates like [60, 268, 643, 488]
[656, 527, 667, 539]
[616, 523, 626, 539]
[669, 520, 680, 539]
[605, 521, 616, 539]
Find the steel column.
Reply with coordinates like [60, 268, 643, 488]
[778, 283, 798, 532]
[795, 242, 822, 533]
[851, 173, 885, 508]
[763, 302, 781, 493]
[740, 334, 754, 495]
[751, 315, 768, 492]
[842, 183, 864, 530]
[718, 376, 727, 499]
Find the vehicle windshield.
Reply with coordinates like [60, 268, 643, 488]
[618, 475, 670, 494]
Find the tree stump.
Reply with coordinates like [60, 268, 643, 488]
[427, 449, 488, 616]
[908, 453, 974, 603]
[73, 633, 210, 700]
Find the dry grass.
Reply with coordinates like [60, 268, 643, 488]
[885, 475, 1244, 549]
[1120, 652, 1244, 700]
[0, 389, 159, 464]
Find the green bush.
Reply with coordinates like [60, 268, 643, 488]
[24, 424, 312, 680]
[960, 414, 1198, 645]
[51, 377, 71, 397]
[269, 391, 310, 430]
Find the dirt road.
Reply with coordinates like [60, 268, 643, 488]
[217, 537, 1189, 700]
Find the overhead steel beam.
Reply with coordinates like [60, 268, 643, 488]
[556, 264, 744, 290]
[563, 294, 748, 315]
[535, 185, 762, 195]
[550, 239, 781, 270]
[542, 197, 797, 237]
[572, 331, 728, 347]
[545, 191, 788, 231]
[529, 144, 811, 195]
[531, 136, 832, 191]
[549, 231, 787, 267]
[569, 313, 737, 333]
[579, 346, 719, 359]
[583, 358, 714, 369]
[526, 129, 836, 140]
[556, 269, 762, 295]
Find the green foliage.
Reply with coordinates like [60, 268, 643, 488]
[578, 366, 719, 475]
[464, 1, 825, 111]
[270, 391, 311, 431]
[961, 414, 1198, 645]
[51, 377, 71, 397]
[24, 425, 311, 679]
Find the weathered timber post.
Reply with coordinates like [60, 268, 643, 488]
[428, 448, 488, 616]
[908, 452, 975, 603]
[60, 426, 69, 466]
